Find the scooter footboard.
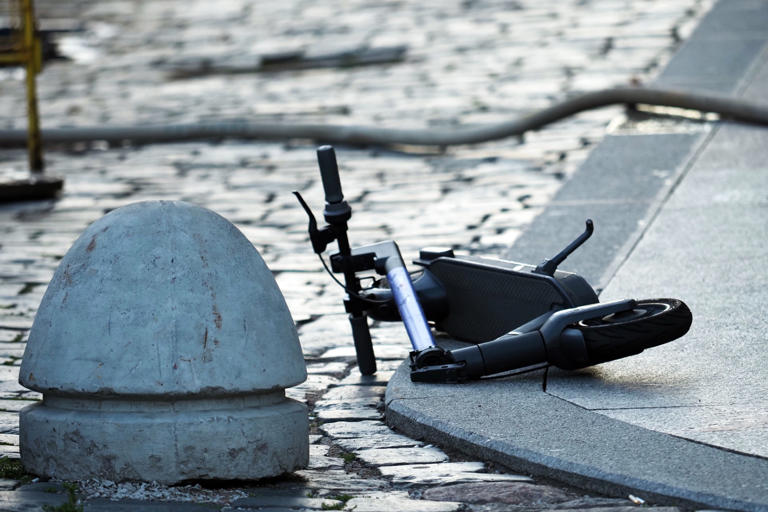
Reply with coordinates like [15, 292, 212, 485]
[426, 257, 572, 342]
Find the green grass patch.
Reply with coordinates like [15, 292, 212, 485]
[0, 457, 29, 480]
[328, 493, 354, 504]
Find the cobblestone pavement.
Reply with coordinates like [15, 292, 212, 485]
[0, 0, 714, 509]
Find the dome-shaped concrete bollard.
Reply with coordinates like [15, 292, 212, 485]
[19, 200, 308, 483]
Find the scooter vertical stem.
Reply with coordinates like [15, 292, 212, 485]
[387, 265, 436, 352]
[316, 145, 377, 375]
[336, 228, 377, 375]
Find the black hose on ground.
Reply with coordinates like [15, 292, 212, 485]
[1, 87, 767, 148]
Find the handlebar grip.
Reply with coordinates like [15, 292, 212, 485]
[317, 145, 344, 204]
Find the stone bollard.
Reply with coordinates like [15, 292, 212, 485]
[19, 201, 308, 483]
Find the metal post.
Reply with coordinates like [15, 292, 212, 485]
[21, 0, 43, 173]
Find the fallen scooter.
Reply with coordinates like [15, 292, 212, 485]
[294, 146, 692, 383]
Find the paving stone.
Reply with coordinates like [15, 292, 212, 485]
[230, 494, 343, 510]
[0, 445, 19, 458]
[0, 391, 40, 402]
[378, 462, 532, 486]
[320, 344, 410, 361]
[334, 432, 423, 452]
[0, 401, 38, 413]
[346, 495, 462, 512]
[321, 385, 387, 401]
[305, 361, 348, 375]
[0, 412, 18, 434]
[315, 404, 382, 422]
[422, 481, 577, 505]
[313, 396, 380, 412]
[307, 444, 344, 470]
[551, 497, 652, 509]
[292, 469, 389, 492]
[354, 446, 449, 466]
[320, 420, 393, 439]
[0, 332, 26, 343]
[334, 371, 395, 387]
[548, 508, 679, 512]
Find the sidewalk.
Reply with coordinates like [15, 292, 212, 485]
[386, 1, 768, 510]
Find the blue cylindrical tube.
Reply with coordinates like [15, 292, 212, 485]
[387, 266, 435, 351]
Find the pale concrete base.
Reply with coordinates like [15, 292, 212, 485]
[20, 394, 308, 483]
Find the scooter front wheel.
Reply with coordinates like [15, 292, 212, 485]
[574, 298, 692, 366]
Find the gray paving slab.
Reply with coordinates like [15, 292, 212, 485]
[655, 0, 768, 93]
[549, 38, 768, 458]
[503, 132, 707, 289]
[354, 446, 448, 466]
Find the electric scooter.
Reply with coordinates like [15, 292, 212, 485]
[294, 146, 692, 383]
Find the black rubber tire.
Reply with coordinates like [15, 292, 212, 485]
[575, 298, 692, 366]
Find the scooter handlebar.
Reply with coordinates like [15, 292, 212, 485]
[317, 145, 344, 204]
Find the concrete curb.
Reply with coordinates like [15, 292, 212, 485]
[385, 0, 768, 509]
[385, 366, 768, 511]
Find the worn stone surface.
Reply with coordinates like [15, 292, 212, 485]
[332, 432, 422, 452]
[306, 444, 344, 470]
[379, 462, 532, 486]
[347, 495, 462, 512]
[422, 482, 578, 505]
[354, 446, 448, 466]
[230, 494, 344, 510]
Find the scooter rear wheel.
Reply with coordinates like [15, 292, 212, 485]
[574, 298, 692, 366]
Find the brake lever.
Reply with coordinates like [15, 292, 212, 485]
[293, 191, 336, 255]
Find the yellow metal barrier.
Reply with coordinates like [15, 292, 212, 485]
[1, 0, 43, 173]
